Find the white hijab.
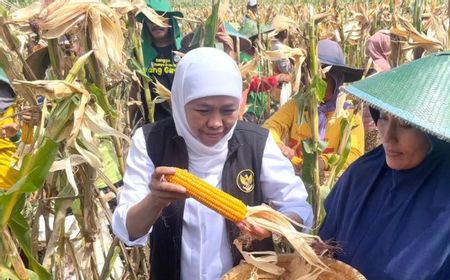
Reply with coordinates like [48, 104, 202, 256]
[171, 47, 243, 174]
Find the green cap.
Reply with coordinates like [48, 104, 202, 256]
[137, 0, 183, 21]
[342, 52, 450, 141]
[239, 20, 273, 39]
[224, 22, 252, 51]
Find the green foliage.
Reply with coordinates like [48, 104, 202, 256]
[9, 213, 52, 280]
[204, 0, 220, 47]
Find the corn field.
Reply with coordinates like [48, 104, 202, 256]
[0, 0, 448, 279]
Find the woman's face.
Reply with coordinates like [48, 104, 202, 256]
[185, 96, 240, 146]
[377, 112, 430, 170]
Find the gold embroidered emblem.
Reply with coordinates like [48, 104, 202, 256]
[236, 169, 255, 193]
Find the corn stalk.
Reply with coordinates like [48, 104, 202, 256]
[301, 5, 326, 230]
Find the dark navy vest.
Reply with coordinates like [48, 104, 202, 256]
[142, 118, 273, 280]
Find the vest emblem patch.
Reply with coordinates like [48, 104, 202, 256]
[236, 169, 255, 193]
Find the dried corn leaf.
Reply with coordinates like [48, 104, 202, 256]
[49, 154, 87, 172]
[83, 106, 130, 143]
[271, 15, 298, 33]
[40, 1, 91, 38]
[12, 80, 86, 100]
[239, 55, 259, 82]
[262, 45, 305, 61]
[390, 14, 443, 52]
[424, 15, 448, 50]
[87, 5, 125, 68]
[152, 78, 171, 100]
[8, 2, 42, 23]
[234, 240, 285, 276]
[291, 55, 306, 95]
[245, 205, 329, 273]
[218, 0, 229, 22]
[74, 137, 102, 169]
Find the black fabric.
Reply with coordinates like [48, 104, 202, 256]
[221, 121, 274, 265]
[142, 118, 271, 280]
[369, 106, 380, 125]
[140, 44, 178, 123]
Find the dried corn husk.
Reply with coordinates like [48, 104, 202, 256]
[390, 14, 443, 52]
[38, 0, 125, 68]
[262, 45, 305, 61]
[271, 15, 298, 33]
[152, 78, 171, 101]
[222, 254, 367, 280]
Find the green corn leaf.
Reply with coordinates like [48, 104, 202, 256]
[294, 93, 307, 125]
[0, 265, 20, 280]
[335, 118, 352, 175]
[88, 84, 118, 118]
[130, 57, 151, 80]
[301, 139, 315, 190]
[311, 76, 327, 102]
[204, 0, 220, 48]
[0, 137, 59, 227]
[9, 212, 52, 280]
[190, 26, 205, 49]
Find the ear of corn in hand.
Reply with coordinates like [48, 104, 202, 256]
[166, 168, 247, 223]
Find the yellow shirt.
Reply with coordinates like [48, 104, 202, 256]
[263, 98, 365, 170]
[0, 106, 19, 190]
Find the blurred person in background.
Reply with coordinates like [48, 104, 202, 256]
[263, 39, 365, 172]
[363, 30, 391, 152]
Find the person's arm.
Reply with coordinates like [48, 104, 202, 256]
[249, 74, 291, 92]
[112, 129, 186, 245]
[126, 166, 186, 240]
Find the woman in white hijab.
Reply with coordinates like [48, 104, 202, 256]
[113, 48, 312, 280]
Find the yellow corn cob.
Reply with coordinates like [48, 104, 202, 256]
[166, 168, 247, 223]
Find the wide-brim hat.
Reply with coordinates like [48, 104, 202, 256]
[318, 39, 364, 83]
[342, 52, 450, 141]
[136, 0, 183, 23]
[239, 20, 274, 40]
[224, 22, 252, 52]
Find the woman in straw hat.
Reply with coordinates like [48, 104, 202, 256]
[319, 52, 450, 279]
[112, 48, 313, 280]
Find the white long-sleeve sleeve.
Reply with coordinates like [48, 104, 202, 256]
[260, 133, 314, 228]
[112, 128, 153, 246]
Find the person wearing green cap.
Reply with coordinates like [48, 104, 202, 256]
[319, 52, 450, 279]
[131, 0, 183, 124]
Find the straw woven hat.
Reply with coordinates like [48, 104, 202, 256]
[222, 254, 366, 280]
[342, 52, 450, 141]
